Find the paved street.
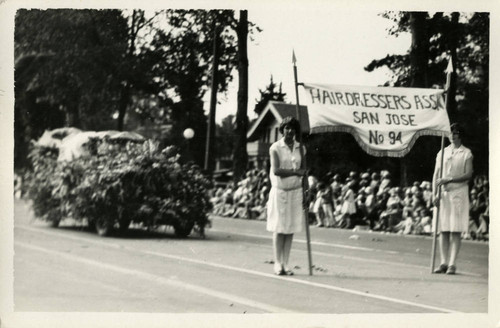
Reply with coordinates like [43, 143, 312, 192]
[13, 199, 488, 314]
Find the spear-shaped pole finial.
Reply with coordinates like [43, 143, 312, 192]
[445, 55, 454, 74]
[445, 55, 454, 91]
[292, 49, 297, 65]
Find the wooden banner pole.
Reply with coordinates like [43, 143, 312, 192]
[430, 133, 445, 273]
[292, 50, 313, 276]
[430, 56, 453, 273]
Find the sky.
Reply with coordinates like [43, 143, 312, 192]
[207, 8, 412, 124]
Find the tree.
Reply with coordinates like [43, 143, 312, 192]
[215, 115, 237, 161]
[253, 75, 286, 115]
[15, 9, 130, 129]
[14, 9, 260, 171]
[116, 10, 165, 131]
[14, 9, 130, 169]
[155, 10, 260, 170]
[151, 10, 240, 166]
[365, 12, 489, 180]
[232, 10, 249, 182]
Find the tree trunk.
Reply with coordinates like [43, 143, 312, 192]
[446, 12, 459, 120]
[117, 10, 139, 132]
[204, 19, 220, 173]
[117, 83, 129, 131]
[65, 104, 81, 128]
[232, 10, 249, 183]
[409, 12, 429, 88]
[401, 12, 429, 186]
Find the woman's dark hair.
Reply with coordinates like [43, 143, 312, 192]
[450, 122, 466, 138]
[279, 116, 301, 135]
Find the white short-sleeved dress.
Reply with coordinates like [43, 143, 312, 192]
[435, 144, 473, 232]
[341, 189, 356, 215]
[266, 138, 305, 234]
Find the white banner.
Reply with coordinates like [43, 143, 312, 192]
[300, 83, 451, 157]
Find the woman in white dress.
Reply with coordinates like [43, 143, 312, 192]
[433, 123, 473, 275]
[266, 117, 307, 275]
[339, 180, 357, 228]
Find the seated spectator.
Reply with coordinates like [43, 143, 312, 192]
[477, 199, 489, 240]
[367, 192, 387, 230]
[402, 188, 412, 207]
[352, 193, 368, 227]
[377, 171, 392, 196]
[315, 182, 335, 227]
[419, 181, 432, 206]
[414, 207, 432, 235]
[308, 173, 321, 224]
[410, 186, 424, 210]
[469, 188, 486, 227]
[369, 172, 380, 192]
[209, 167, 489, 241]
[330, 174, 342, 198]
[338, 180, 358, 229]
[393, 206, 416, 235]
[375, 188, 402, 231]
[218, 188, 236, 216]
[249, 185, 269, 220]
[360, 172, 370, 188]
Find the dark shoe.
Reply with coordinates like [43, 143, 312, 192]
[434, 264, 448, 274]
[446, 265, 456, 275]
[283, 269, 294, 276]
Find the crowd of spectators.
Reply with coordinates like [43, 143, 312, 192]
[210, 169, 271, 221]
[209, 168, 489, 241]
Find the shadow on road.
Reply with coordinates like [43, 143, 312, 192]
[44, 224, 207, 240]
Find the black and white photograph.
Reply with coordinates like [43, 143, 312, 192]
[0, 0, 498, 327]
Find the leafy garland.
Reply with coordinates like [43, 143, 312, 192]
[26, 137, 212, 235]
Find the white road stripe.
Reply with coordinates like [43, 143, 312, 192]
[142, 250, 460, 313]
[17, 225, 463, 313]
[209, 228, 399, 254]
[15, 241, 293, 313]
[242, 241, 484, 278]
[18, 224, 484, 277]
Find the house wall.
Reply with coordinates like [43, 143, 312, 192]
[267, 121, 280, 143]
[246, 120, 281, 170]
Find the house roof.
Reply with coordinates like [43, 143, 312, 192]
[246, 101, 309, 141]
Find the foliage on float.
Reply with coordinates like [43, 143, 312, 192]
[26, 137, 211, 237]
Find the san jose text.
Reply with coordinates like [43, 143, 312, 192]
[353, 111, 412, 145]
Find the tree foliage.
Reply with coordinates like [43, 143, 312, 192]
[148, 9, 241, 166]
[253, 75, 287, 116]
[215, 114, 237, 161]
[307, 12, 488, 183]
[14, 9, 259, 170]
[15, 9, 129, 169]
[363, 12, 489, 180]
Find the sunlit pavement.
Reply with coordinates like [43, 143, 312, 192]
[12, 199, 488, 313]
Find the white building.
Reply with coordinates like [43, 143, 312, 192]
[246, 101, 309, 169]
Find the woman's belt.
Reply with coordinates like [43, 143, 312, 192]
[274, 185, 303, 191]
